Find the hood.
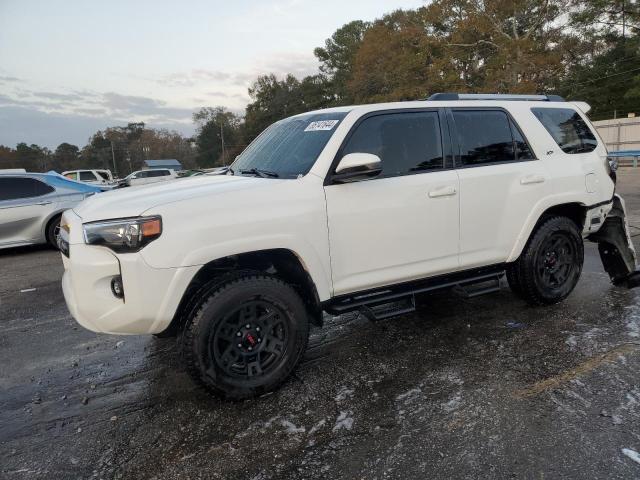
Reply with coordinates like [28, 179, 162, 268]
[73, 174, 281, 222]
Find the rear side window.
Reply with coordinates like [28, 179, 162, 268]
[453, 110, 516, 166]
[531, 108, 597, 154]
[341, 111, 443, 178]
[0, 177, 54, 201]
[79, 171, 95, 181]
[64, 172, 78, 180]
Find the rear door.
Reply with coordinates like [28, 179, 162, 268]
[0, 177, 57, 246]
[450, 108, 552, 268]
[324, 109, 460, 295]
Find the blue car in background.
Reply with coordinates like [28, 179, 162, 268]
[0, 170, 102, 249]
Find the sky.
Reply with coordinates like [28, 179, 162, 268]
[0, 0, 424, 149]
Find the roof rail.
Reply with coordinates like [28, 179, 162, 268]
[427, 93, 565, 102]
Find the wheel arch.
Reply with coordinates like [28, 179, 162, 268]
[157, 248, 324, 337]
[507, 202, 588, 263]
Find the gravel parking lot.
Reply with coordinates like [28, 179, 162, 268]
[2, 171, 640, 479]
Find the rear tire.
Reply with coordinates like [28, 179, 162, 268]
[46, 215, 61, 248]
[181, 274, 310, 400]
[509, 216, 583, 306]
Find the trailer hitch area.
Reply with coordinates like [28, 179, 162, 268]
[588, 194, 640, 289]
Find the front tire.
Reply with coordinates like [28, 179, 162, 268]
[181, 274, 310, 400]
[508, 216, 584, 306]
[46, 215, 62, 248]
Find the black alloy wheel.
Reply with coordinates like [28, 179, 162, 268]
[507, 216, 584, 305]
[181, 274, 310, 400]
[211, 300, 290, 379]
[535, 232, 578, 292]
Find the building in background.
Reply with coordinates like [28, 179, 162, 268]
[142, 159, 183, 171]
[593, 116, 640, 166]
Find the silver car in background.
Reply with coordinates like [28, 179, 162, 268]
[0, 172, 102, 249]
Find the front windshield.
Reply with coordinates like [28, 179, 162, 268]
[231, 112, 348, 178]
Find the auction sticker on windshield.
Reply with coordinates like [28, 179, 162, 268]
[304, 120, 340, 132]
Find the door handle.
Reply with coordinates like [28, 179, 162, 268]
[520, 175, 545, 185]
[428, 186, 457, 198]
[36, 201, 52, 205]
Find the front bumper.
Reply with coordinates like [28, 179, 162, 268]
[60, 211, 198, 334]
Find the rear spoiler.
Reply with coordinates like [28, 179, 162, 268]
[571, 101, 592, 114]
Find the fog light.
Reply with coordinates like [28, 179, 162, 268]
[111, 276, 124, 299]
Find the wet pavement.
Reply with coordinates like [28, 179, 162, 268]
[3, 172, 640, 479]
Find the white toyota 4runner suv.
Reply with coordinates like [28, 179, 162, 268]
[59, 93, 639, 399]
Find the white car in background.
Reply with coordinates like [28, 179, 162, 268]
[119, 168, 178, 187]
[63, 169, 114, 186]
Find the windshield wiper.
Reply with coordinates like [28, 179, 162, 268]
[239, 168, 279, 178]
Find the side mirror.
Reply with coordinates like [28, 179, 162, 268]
[333, 153, 382, 183]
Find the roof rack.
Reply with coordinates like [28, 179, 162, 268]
[427, 93, 565, 102]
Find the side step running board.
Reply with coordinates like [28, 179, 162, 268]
[325, 268, 505, 321]
[359, 296, 416, 322]
[453, 275, 502, 298]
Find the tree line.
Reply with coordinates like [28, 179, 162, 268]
[2, 0, 639, 174]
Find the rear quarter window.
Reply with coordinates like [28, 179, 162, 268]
[531, 108, 597, 154]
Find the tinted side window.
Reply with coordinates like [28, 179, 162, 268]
[531, 108, 597, 154]
[453, 110, 516, 166]
[341, 111, 443, 178]
[79, 171, 95, 181]
[510, 120, 535, 160]
[0, 177, 53, 201]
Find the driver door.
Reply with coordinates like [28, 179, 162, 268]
[324, 109, 460, 296]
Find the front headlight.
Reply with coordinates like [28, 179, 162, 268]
[83, 216, 162, 253]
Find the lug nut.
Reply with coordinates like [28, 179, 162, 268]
[256, 327, 261, 332]
[236, 332, 241, 337]
[248, 347, 253, 351]
[245, 324, 251, 328]
[237, 343, 242, 347]
[258, 338, 262, 343]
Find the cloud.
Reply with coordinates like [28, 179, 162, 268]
[0, 93, 71, 110]
[157, 53, 319, 91]
[0, 106, 195, 149]
[31, 91, 95, 102]
[0, 88, 196, 124]
[102, 92, 164, 110]
[74, 107, 108, 116]
[99, 92, 194, 121]
[0, 75, 21, 83]
[157, 69, 232, 87]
